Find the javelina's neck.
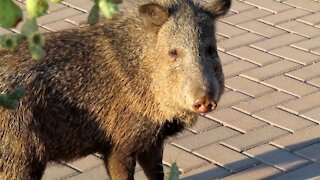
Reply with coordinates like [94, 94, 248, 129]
[94, 17, 164, 119]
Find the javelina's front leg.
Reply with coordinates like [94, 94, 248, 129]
[104, 151, 136, 180]
[137, 142, 164, 180]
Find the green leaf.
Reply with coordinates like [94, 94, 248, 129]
[26, 0, 49, 18]
[29, 45, 46, 60]
[0, 87, 26, 109]
[21, 18, 38, 37]
[0, 95, 19, 109]
[88, 4, 100, 26]
[0, 0, 23, 28]
[0, 34, 24, 51]
[28, 33, 45, 47]
[167, 162, 180, 180]
[50, 0, 63, 3]
[98, 0, 117, 19]
[8, 86, 26, 100]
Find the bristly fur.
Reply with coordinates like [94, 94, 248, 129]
[0, 0, 229, 179]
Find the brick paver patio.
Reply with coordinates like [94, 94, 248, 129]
[2, 0, 320, 179]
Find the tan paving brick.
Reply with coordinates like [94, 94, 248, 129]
[244, 144, 310, 171]
[271, 125, 320, 151]
[0, 27, 13, 35]
[216, 34, 227, 42]
[295, 143, 320, 164]
[173, 126, 240, 151]
[218, 33, 265, 51]
[12, 18, 50, 33]
[277, 21, 320, 38]
[181, 163, 231, 180]
[222, 164, 282, 180]
[259, 8, 311, 25]
[233, 91, 295, 115]
[62, 0, 95, 12]
[134, 165, 170, 180]
[273, 163, 320, 180]
[291, 36, 320, 52]
[302, 107, 320, 124]
[224, 87, 232, 93]
[14, 1, 26, 10]
[163, 144, 208, 173]
[228, 46, 280, 66]
[47, 2, 67, 13]
[222, 60, 257, 78]
[284, 0, 320, 12]
[216, 21, 247, 38]
[38, 8, 82, 25]
[216, 91, 252, 109]
[134, 170, 147, 180]
[313, 47, 320, 56]
[218, 51, 239, 65]
[270, 46, 320, 65]
[195, 144, 260, 172]
[222, 9, 271, 25]
[253, 108, 315, 133]
[67, 155, 103, 172]
[308, 77, 320, 88]
[222, 125, 289, 152]
[243, 0, 292, 13]
[167, 129, 194, 144]
[135, 163, 143, 172]
[251, 34, 306, 52]
[66, 13, 89, 26]
[188, 116, 221, 133]
[225, 76, 274, 97]
[223, 11, 237, 18]
[43, 164, 79, 180]
[207, 108, 266, 133]
[240, 60, 301, 81]
[279, 91, 320, 114]
[66, 164, 108, 180]
[287, 62, 320, 81]
[237, 20, 286, 38]
[298, 13, 320, 26]
[229, 0, 255, 13]
[42, 20, 78, 32]
[262, 75, 318, 97]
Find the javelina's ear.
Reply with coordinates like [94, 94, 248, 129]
[207, 0, 231, 17]
[139, 4, 169, 27]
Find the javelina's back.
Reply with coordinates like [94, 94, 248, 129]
[0, 0, 230, 179]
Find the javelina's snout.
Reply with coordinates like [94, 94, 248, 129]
[193, 95, 217, 113]
[186, 76, 220, 114]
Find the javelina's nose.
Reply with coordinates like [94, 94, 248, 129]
[193, 96, 217, 113]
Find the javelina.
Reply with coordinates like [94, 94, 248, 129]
[0, 0, 230, 179]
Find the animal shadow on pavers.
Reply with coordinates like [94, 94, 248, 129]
[180, 139, 320, 180]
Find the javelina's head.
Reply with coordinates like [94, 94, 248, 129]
[139, 0, 230, 116]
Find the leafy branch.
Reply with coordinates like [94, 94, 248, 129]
[0, 0, 121, 109]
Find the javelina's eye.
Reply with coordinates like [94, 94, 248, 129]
[169, 49, 179, 58]
[205, 45, 217, 58]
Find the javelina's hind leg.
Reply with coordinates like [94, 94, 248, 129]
[104, 151, 136, 180]
[137, 142, 164, 180]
